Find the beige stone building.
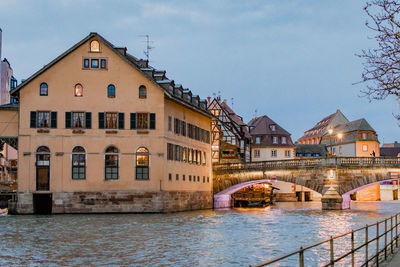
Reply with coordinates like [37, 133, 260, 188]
[2, 33, 213, 214]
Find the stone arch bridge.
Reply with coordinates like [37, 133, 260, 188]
[212, 157, 400, 210]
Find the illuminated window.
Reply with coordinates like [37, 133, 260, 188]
[139, 85, 147, 99]
[105, 146, 119, 180]
[107, 84, 115, 98]
[105, 112, 118, 129]
[363, 145, 368, 152]
[72, 146, 86, 180]
[40, 83, 48, 96]
[74, 84, 83, 97]
[137, 113, 148, 129]
[90, 40, 100, 52]
[136, 147, 149, 180]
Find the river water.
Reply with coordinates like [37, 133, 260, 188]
[1, 201, 400, 266]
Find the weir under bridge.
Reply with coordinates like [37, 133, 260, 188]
[212, 157, 400, 210]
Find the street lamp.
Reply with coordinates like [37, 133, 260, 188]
[337, 132, 343, 157]
[328, 128, 333, 156]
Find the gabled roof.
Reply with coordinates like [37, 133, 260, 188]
[248, 115, 291, 136]
[11, 32, 211, 118]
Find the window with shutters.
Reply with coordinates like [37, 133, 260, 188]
[105, 112, 118, 129]
[72, 112, 85, 128]
[72, 146, 86, 180]
[37, 111, 50, 128]
[105, 146, 119, 180]
[136, 147, 149, 180]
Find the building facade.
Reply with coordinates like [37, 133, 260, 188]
[248, 115, 295, 161]
[3, 33, 213, 214]
[208, 98, 251, 163]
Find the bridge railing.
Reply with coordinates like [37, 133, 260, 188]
[250, 213, 400, 267]
[213, 157, 400, 172]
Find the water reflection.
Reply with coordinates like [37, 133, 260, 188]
[0, 202, 399, 266]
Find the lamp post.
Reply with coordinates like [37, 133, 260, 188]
[337, 132, 343, 157]
[328, 128, 333, 156]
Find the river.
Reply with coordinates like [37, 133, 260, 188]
[1, 201, 400, 266]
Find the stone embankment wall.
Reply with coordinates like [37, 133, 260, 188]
[9, 191, 212, 214]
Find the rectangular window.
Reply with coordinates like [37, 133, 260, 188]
[255, 137, 261, 144]
[285, 150, 291, 157]
[167, 143, 174, 160]
[197, 176, 200, 182]
[91, 59, 99, 68]
[273, 137, 278, 144]
[203, 176, 205, 183]
[202, 151, 206, 165]
[37, 111, 50, 128]
[83, 58, 90, 68]
[176, 174, 179, 181]
[169, 173, 172, 181]
[105, 155, 118, 180]
[72, 154, 86, 180]
[100, 59, 107, 69]
[72, 112, 85, 128]
[189, 175, 192, 181]
[362, 133, 367, 140]
[271, 150, 277, 157]
[168, 116, 172, 132]
[137, 113, 148, 129]
[363, 144, 368, 152]
[105, 112, 118, 129]
[254, 150, 260, 158]
[270, 124, 276, 131]
[207, 177, 210, 183]
[181, 121, 186, 136]
[183, 175, 186, 181]
[174, 118, 181, 134]
[282, 137, 287, 144]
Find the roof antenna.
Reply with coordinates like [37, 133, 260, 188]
[231, 97, 234, 107]
[254, 109, 258, 118]
[139, 35, 154, 61]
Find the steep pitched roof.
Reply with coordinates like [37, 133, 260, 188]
[248, 115, 290, 136]
[11, 32, 211, 118]
[331, 118, 375, 134]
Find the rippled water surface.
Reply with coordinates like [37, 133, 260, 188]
[1, 201, 400, 266]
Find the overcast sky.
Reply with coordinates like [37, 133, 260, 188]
[0, 0, 398, 143]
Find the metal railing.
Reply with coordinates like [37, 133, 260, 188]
[213, 157, 400, 172]
[250, 213, 400, 267]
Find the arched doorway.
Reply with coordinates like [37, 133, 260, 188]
[36, 146, 50, 191]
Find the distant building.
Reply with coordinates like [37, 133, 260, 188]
[208, 98, 251, 163]
[298, 109, 349, 145]
[295, 144, 327, 158]
[320, 118, 380, 157]
[0, 28, 17, 185]
[380, 142, 400, 157]
[248, 115, 295, 161]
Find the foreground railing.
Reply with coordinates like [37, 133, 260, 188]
[213, 157, 400, 172]
[250, 213, 400, 267]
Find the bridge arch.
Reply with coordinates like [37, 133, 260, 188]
[214, 179, 321, 209]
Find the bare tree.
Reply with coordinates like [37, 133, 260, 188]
[358, 0, 400, 108]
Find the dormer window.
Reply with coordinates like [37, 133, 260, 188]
[74, 84, 83, 97]
[139, 85, 147, 99]
[270, 124, 276, 131]
[362, 133, 367, 140]
[90, 40, 100, 52]
[282, 137, 287, 144]
[273, 136, 278, 144]
[255, 137, 261, 144]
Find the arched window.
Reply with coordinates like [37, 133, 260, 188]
[136, 147, 149, 180]
[105, 146, 119, 180]
[72, 146, 86, 180]
[108, 84, 115, 98]
[90, 40, 100, 52]
[36, 146, 50, 191]
[40, 83, 48, 96]
[139, 85, 147, 99]
[74, 84, 83, 97]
